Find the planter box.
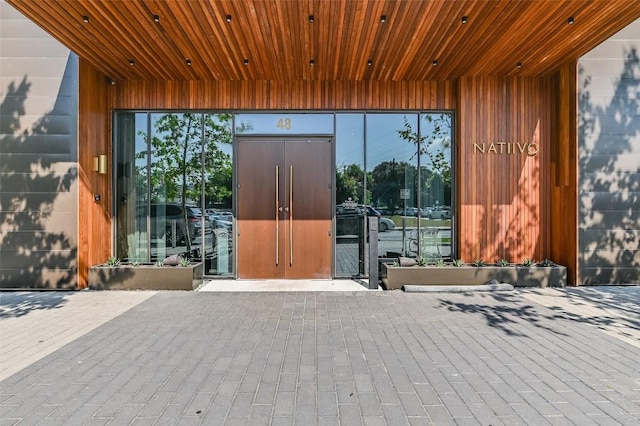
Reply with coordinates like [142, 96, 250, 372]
[381, 264, 567, 290]
[88, 263, 204, 290]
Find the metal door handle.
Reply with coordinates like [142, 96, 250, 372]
[275, 166, 279, 266]
[289, 165, 293, 266]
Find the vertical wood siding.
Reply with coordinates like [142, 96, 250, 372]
[78, 59, 112, 288]
[82, 71, 579, 282]
[457, 76, 557, 267]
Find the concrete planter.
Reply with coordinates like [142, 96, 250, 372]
[88, 263, 204, 290]
[381, 264, 567, 290]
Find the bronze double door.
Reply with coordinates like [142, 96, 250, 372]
[237, 138, 332, 279]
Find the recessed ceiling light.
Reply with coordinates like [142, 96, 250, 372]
[186, 59, 192, 66]
[226, 15, 232, 22]
[244, 59, 249, 66]
[432, 60, 438, 66]
[82, 15, 89, 23]
[310, 59, 315, 66]
[461, 16, 468, 24]
[308, 15, 314, 23]
[517, 62, 523, 68]
[367, 59, 373, 66]
[380, 15, 387, 23]
[567, 16, 574, 25]
[129, 59, 134, 66]
[153, 15, 160, 23]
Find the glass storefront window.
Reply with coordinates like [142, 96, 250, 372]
[114, 111, 454, 277]
[367, 113, 419, 259]
[335, 114, 365, 277]
[115, 112, 149, 262]
[203, 113, 234, 276]
[419, 113, 453, 260]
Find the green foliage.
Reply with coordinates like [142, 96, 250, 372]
[496, 258, 510, 267]
[417, 256, 427, 266]
[179, 257, 190, 267]
[131, 261, 141, 267]
[452, 259, 464, 267]
[397, 115, 452, 188]
[154, 260, 165, 267]
[105, 257, 121, 267]
[336, 163, 370, 204]
[538, 258, 555, 267]
[472, 259, 486, 267]
[521, 258, 536, 267]
[435, 258, 445, 267]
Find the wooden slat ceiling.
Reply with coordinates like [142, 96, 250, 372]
[8, 0, 640, 82]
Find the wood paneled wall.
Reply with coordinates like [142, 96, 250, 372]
[457, 76, 555, 267]
[78, 59, 112, 288]
[112, 80, 456, 110]
[551, 63, 578, 284]
[80, 67, 578, 283]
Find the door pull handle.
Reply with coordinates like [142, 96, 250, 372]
[275, 166, 279, 266]
[289, 165, 293, 266]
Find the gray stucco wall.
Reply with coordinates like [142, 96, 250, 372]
[578, 19, 640, 284]
[0, 0, 78, 289]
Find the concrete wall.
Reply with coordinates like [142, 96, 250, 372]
[0, 0, 78, 289]
[578, 19, 640, 284]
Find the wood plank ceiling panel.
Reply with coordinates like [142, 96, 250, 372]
[7, 0, 640, 82]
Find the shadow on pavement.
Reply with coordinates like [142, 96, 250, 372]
[0, 291, 71, 318]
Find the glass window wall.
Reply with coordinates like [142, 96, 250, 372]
[114, 111, 454, 278]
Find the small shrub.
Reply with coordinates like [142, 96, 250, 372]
[179, 257, 191, 267]
[435, 258, 445, 267]
[154, 260, 164, 267]
[496, 258, 510, 267]
[105, 257, 120, 267]
[452, 259, 464, 267]
[521, 258, 536, 267]
[538, 258, 555, 267]
[472, 259, 486, 267]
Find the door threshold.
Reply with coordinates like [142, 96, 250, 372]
[197, 279, 375, 292]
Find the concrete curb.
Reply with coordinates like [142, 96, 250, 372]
[402, 283, 515, 293]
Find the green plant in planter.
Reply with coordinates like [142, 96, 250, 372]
[472, 259, 486, 267]
[154, 260, 165, 267]
[452, 259, 464, 267]
[521, 258, 536, 267]
[131, 261, 141, 267]
[105, 257, 121, 267]
[179, 257, 191, 267]
[538, 258, 555, 267]
[496, 258, 510, 267]
[435, 258, 445, 267]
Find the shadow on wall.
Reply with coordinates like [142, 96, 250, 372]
[579, 48, 640, 284]
[0, 73, 78, 289]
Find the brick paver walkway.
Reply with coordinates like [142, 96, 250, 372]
[1, 288, 639, 425]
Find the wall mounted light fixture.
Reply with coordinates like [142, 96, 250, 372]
[98, 155, 107, 175]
